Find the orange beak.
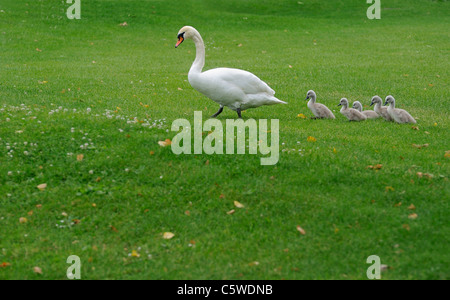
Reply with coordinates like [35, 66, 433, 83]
[175, 37, 184, 48]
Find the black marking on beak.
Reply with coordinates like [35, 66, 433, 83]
[305, 96, 310, 100]
[338, 103, 342, 106]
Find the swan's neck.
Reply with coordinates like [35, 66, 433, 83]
[389, 101, 395, 109]
[189, 34, 205, 74]
[374, 102, 381, 112]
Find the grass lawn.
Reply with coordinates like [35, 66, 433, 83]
[0, 0, 449, 280]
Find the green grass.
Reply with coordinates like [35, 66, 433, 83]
[0, 0, 449, 280]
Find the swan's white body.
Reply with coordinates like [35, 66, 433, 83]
[176, 26, 286, 117]
[385, 96, 417, 124]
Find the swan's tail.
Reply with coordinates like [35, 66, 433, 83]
[268, 96, 288, 105]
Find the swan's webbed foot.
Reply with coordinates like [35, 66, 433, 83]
[211, 106, 224, 118]
[237, 108, 242, 119]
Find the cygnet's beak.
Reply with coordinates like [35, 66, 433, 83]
[337, 103, 342, 107]
[370, 102, 374, 107]
[305, 96, 310, 100]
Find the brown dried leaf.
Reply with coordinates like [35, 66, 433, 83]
[33, 266, 43, 274]
[408, 213, 418, 220]
[227, 209, 236, 215]
[296, 225, 306, 235]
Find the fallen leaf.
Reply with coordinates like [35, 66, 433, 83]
[234, 201, 245, 208]
[227, 209, 236, 215]
[394, 202, 402, 207]
[412, 143, 429, 149]
[367, 164, 383, 170]
[33, 266, 43, 274]
[76, 154, 84, 161]
[307, 136, 317, 142]
[36, 204, 42, 209]
[333, 148, 337, 154]
[19, 217, 28, 224]
[110, 225, 118, 232]
[131, 250, 140, 258]
[408, 213, 418, 220]
[37, 183, 47, 191]
[297, 113, 307, 119]
[119, 22, 128, 26]
[249, 261, 260, 266]
[0, 262, 11, 268]
[411, 126, 419, 131]
[163, 232, 175, 240]
[27, 211, 33, 216]
[36, 48, 42, 52]
[445, 151, 450, 158]
[385, 186, 395, 192]
[296, 226, 306, 235]
[158, 139, 172, 147]
[149, 151, 155, 155]
[72, 219, 81, 225]
[408, 204, 416, 210]
[219, 194, 225, 199]
[402, 224, 411, 231]
[185, 210, 191, 216]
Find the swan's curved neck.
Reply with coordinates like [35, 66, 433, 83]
[190, 33, 205, 74]
[389, 101, 395, 109]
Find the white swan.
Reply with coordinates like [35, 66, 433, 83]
[175, 26, 287, 118]
[305, 90, 336, 119]
[384, 96, 417, 124]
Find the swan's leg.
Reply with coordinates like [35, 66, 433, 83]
[211, 106, 224, 118]
[236, 108, 242, 119]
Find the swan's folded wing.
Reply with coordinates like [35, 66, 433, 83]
[203, 68, 275, 96]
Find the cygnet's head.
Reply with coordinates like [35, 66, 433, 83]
[370, 96, 382, 106]
[352, 101, 362, 111]
[384, 95, 396, 106]
[175, 26, 199, 48]
[305, 90, 316, 101]
[338, 98, 349, 107]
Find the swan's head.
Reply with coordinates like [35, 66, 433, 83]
[175, 26, 198, 48]
[384, 95, 395, 106]
[370, 96, 382, 106]
[305, 90, 316, 101]
[338, 98, 348, 107]
[352, 101, 362, 111]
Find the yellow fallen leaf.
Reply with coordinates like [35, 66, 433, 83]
[234, 201, 245, 208]
[163, 232, 175, 239]
[385, 186, 395, 192]
[297, 113, 307, 119]
[37, 183, 47, 191]
[76, 154, 84, 161]
[296, 225, 306, 235]
[333, 148, 337, 154]
[131, 250, 140, 258]
[307, 136, 317, 142]
[19, 217, 28, 224]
